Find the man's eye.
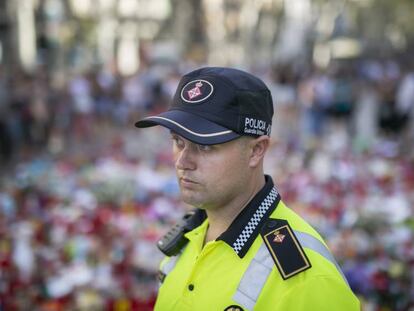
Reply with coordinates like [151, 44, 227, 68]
[197, 144, 212, 152]
[172, 136, 185, 148]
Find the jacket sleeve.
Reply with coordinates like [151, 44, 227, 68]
[257, 275, 361, 311]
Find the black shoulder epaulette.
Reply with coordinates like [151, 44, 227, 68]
[260, 218, 311, 279]
[157, 209, 207, 256]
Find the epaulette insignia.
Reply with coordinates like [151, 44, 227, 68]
[260, 218, 311, 280]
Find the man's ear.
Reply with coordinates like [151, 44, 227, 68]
[248, 136, 270, 168]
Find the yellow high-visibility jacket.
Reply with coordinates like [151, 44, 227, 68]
[155, 176, 360, 311]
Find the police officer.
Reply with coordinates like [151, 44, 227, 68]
[135, 67, 360, 310]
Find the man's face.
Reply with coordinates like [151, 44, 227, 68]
[171, 133, 251, 210]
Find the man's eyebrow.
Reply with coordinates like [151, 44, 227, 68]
[169, 131, 186, 141]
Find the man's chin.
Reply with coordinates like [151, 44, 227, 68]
[180, 191, 203, 207]
[180, 196, 199, 207]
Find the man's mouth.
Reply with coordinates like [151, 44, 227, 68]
[180, 177, 199, 185]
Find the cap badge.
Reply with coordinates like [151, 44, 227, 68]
[181, 79, 214, 103]
[187, 81, 202, 99]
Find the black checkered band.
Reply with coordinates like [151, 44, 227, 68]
[232, 188, 279, 254]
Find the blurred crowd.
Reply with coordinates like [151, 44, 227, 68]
[0, 58, 414, 310]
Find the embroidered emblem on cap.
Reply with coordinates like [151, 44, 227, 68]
[187, 81, 202, 99]
[181, 79, 214, 103]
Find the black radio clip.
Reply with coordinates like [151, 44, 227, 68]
[157, 210, 205, 256]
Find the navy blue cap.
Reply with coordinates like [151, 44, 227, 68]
[135, 67, 274, 145]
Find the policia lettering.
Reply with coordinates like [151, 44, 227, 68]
[243, 117, 271, 136]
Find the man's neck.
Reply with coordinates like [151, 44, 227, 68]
[204, 174, 266, 244]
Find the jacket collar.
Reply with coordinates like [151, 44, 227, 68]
[191, 175, 280, 258]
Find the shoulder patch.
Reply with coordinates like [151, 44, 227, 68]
[260, 218, 311, 280]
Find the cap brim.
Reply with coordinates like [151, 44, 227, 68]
[135, 110, 240, 145]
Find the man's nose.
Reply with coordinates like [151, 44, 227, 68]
[175, 145, 197, 171]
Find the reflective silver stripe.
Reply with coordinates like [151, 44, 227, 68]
[160, 254, 181, 276]
[233, 231, 349, 310]
[293, 230, 349, 287]
[233, 244, 272, 310]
